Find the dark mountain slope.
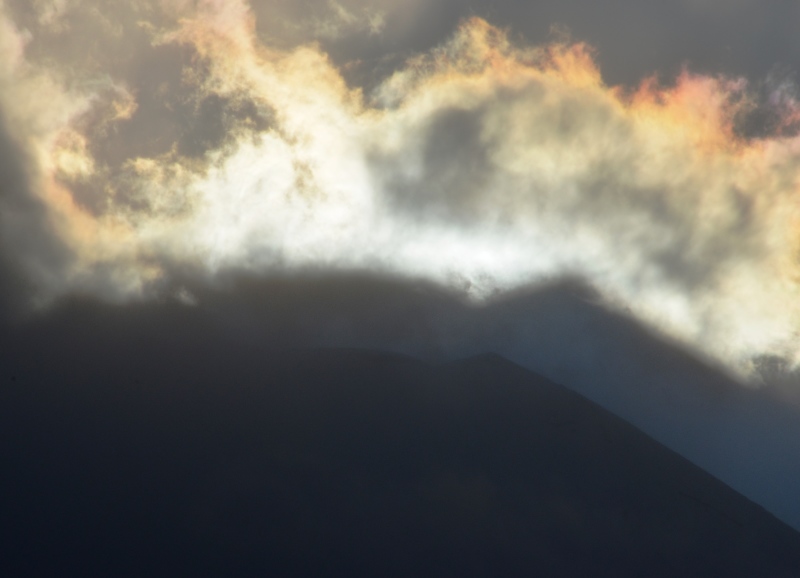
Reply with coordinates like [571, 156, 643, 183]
[12, 273, 799, 532]
[2, 343, 799, 577]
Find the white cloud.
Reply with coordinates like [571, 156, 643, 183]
[4, 2, 800, 377]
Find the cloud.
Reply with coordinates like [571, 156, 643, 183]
[0, 4, 87, 311]
[2, 1, 800, 375]
[299, 0, 386, 40]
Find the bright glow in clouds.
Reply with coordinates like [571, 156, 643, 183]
[3, 0, 800, 376]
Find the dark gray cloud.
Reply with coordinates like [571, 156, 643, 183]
[0, 94, 72, 317]
[289, 0, 800, 88]
[0, 121, 38, 308]
[271, 0, 800, 142]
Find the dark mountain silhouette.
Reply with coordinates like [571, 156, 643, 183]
[183, 273, 800, 531]
[2, 316, 800, 576]
[10, 271, 798, 530]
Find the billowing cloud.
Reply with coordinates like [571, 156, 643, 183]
[2, 0, 800, 376]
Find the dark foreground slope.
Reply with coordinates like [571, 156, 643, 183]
[2, 345, 799, 577]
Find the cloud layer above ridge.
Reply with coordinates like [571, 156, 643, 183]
[3, 0, 800, 375]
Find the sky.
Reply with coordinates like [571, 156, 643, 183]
[2, 0, 800, 528]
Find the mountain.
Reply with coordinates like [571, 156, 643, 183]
[2, 340, 799, 576]
[168, 273, 800, 531]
